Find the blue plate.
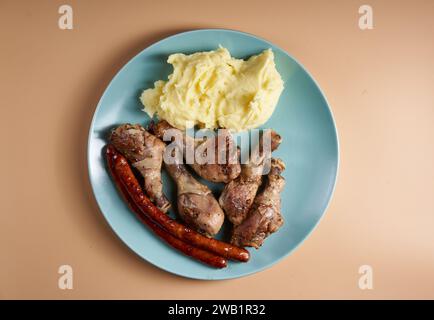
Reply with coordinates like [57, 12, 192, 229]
[88, 29, 339, 280]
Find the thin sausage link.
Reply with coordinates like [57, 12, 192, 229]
[107, 144, 250, 262]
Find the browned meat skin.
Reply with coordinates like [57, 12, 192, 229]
[165, 162, 224, 237]
[150, 120, 241, 183]
[231, 158, 286, 248]
[109, 124, 171, 212]
[219, 130, 282, 225]
[106, 145, 228, 268]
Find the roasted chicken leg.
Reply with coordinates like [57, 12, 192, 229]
[165, 161, 225, 237]
[219, 130, 282, 225]
[231, 158, 286, 248]
[151, 120, 241, 183]
[109, 124, 171, 212]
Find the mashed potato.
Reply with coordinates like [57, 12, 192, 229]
[140, 47, 284, 131]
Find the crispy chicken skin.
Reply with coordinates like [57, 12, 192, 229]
[231, 158, 286, 248]
[150, 120, 241, 183]
[219, 130, 282, 225]
[109, 124, 171, 212]
[165, 162, 224, 237]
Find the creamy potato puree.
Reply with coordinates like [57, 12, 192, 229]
[140, 47, 284, 131]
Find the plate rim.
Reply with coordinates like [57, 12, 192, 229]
[87, 28, 340, 280]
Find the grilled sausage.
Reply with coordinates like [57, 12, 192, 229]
[106, 144, 250, 262]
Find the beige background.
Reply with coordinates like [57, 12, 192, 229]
[1, 0, 433, 299]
